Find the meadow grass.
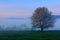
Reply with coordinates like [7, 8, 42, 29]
[0, 30, 60, 40]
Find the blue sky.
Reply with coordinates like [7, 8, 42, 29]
[0, 0, 60, 18]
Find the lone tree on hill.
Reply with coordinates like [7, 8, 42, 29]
[31, 7, 54, 31]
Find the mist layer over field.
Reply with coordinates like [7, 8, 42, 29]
[0, 18, 60, 31]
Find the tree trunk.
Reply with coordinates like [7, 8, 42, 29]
[41, 27, 43, 31]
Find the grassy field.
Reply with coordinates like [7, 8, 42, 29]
[0, 31, 60, 40]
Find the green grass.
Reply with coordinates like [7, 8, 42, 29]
[0, 31, 60, 40]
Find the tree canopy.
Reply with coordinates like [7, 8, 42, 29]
[32, 7, 54, 31]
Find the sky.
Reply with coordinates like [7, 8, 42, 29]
[0, 0, 60, 18]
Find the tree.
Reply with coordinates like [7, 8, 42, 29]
[31, 7, 54, 31]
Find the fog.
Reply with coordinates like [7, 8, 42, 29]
[0, 18, 60, 31]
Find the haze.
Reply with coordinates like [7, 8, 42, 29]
[0, 0, 60, 18]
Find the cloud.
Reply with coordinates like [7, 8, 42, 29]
[0, 4, 60, 18]
[0, 5, 33, 18]
[47, 4, 60, 15]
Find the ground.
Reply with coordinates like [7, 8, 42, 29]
[0, 31, 60, 40]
